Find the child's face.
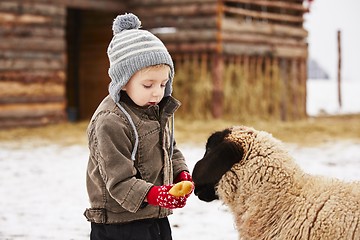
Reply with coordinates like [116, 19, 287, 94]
[122, 65, 170, 107]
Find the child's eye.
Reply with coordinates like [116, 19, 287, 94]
[160, 84, 166, 88]
[143, 84, 152, 89]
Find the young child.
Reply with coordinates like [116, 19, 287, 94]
[84, 13, 193, 240]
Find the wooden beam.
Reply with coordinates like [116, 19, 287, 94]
[222, 18, 308, 38]
[222, 32, 307, 47]
[0, 70, 65, 83]
[0, 36, 65, 52]
[0, 1, 66, 16]
[0, 102, 65, 118]
[0, 12, 50, 24]
[337, 30, 342, 108]
[223, 6, 304, 23]
[0, 25, 64, 38]
[0, 81, 64, 98]
[130, 0, 216, 5]
[0, 12, 65, 26]
[11, 0, 125, 11]
[216, 0, 224, 53]
[211, 54, 224, 118]
[222, 43, 307, 58]
[0, 57, 64, 71]
[224, 0, 308, 12]
[141, 16, 217, 29]
[133, 4, 217, 17]
[155, 29, 217, 42]
[0, 96, 65, 104]
[166, 42, 218, 53]
[0, 115, 66, 129]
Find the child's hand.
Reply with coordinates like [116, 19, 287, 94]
[174, 171, 193, 183]
[174, 171, 194, 197]
[146, 185, 187, 209]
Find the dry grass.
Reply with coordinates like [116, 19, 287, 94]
[175, 114, 360, 146]
[1, 114, 360, 147]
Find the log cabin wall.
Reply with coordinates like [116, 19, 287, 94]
[0, 0, 308, 128]
[0, 0, 124, 128]
[132, 0, 308, 121]
[0, 1, 67, 128]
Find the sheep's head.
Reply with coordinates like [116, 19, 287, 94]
[192, 126, 253, 202]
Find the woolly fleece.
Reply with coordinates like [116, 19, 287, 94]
[217, 126, 360, 240]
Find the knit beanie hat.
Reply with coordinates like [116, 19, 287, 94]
[107, 13, 174, 103]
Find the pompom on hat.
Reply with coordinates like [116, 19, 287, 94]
[107, 13, 174, 103]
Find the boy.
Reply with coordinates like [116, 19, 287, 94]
[84, 13, 192, 240]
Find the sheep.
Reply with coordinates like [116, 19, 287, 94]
[192, 125, 360, 240]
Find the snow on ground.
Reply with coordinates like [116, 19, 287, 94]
[1, 142, 360, 240]
[0, 78, 360, 239]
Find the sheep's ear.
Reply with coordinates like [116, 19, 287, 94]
[208, 139, 244, 181]
[205, 128, 232, 151]
[195, 138, 244, 184]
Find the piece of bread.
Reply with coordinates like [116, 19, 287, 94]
[169, 181, 193, 197]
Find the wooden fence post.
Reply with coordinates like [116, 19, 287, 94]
[212, 0, 224, 118]
[337, 30, 342, 109]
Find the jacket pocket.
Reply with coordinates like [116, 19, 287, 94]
[84, 208, 107, 223]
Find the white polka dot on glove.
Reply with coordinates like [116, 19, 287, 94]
[146, 185, 187, 209]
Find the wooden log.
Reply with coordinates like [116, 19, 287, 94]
[133, 4, 217, 17]
[9, 0, 125, 11]
[130, 0, 216, 5]
[0, 50, 65, 61]
[0, 96, 65, 104]
[0, 12, 49, 24]
[337, 30, 342, 108]
[0, 1, 66, 16]
[0, 102, 65, 118]
[299, 58, 307, 118]
[0, 81, 64, 98]
[222, 17, 308, 38]
[275, 45, 308, 58]
[166, 42, 218, 53]
[224, 0, 308, 12]
[211, 54, 224, 118]
[216, 0, 224, 53]
[0, 36, 65, 52]
[0, 25, 64, 38]
[290, 58, 298, 119]
[0, 57, 64, 71]
[222, 43, 307, 58]
[155, 29, 217, 42]
[0, 115, 66, 129]
[223, 6, 304, 23]
[279, 58, 288, 121]
[0, 70, 65, 83]
[0, 12, 65, 26]
[222, 32, 307, 46]
[141, 16, 217, 29]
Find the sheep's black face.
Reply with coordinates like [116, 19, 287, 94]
[192, 128, 244, 202]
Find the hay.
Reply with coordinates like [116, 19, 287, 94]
[1, 115, 360, 147]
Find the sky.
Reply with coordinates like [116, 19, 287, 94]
[304, 0, 360, 81]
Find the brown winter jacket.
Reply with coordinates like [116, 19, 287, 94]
[84, 93, 189, 224]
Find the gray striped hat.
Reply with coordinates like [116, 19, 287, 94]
[107, 13, 174, 103]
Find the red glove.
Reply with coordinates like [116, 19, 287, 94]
[146, 185, 187, 209]
[174, 171, 193, 183]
